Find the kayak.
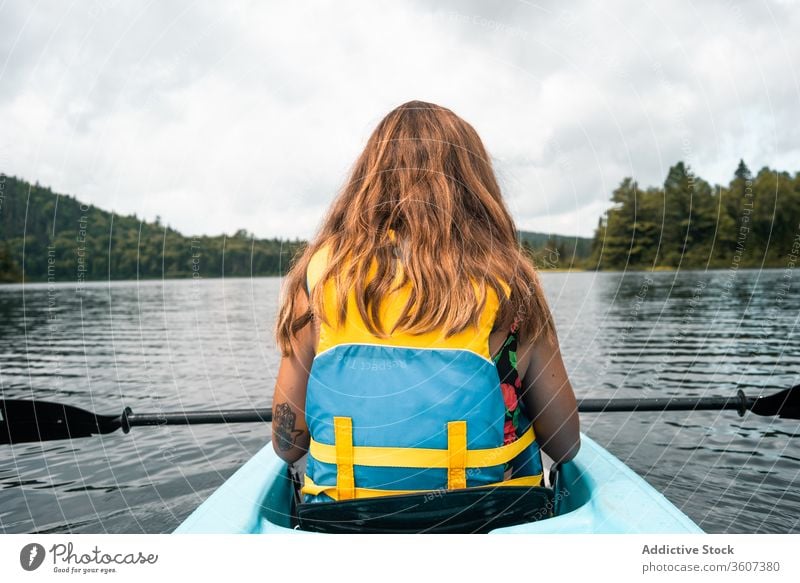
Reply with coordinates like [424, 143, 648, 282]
[175, 433, 702, 533]
[174, 432, 703, 534]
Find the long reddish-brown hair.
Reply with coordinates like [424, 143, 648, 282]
[276, 100, 554, 356]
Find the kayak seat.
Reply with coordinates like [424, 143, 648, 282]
[295, 485, 556, 534]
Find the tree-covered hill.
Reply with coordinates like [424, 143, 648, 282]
[592, 161, 800, 270]
[0, 175, 304, 283]
[0, 174, 594, 283]
[518, 230, 593, 270]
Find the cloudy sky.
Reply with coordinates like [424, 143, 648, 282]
[1, 0, 799, 238]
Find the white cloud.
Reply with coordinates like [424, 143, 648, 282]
[1, 0, 798, 238]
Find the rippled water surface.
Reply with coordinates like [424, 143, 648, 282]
[1, 270, 798, 533]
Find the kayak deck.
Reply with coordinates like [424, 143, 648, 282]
[174, 433, 703, 534]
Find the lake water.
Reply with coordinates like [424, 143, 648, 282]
[1, 270, 798, 533]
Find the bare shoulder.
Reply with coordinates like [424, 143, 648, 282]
[515, 325, 558, 382]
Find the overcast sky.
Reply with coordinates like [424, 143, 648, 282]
[1, 1, 799, 238]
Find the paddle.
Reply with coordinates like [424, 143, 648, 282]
[0, 400, 272, 445]
[1, 386, 798, 445]
[579, 387, 800, 417]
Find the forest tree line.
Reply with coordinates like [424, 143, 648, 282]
[591, 160, 800, 270]
[0, 175, 304, 284]
[0, 174, 593, 284]
[2, 161, 799, 284]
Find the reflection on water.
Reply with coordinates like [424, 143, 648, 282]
[0, 270, 798, 533]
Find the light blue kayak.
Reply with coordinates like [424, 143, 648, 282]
[175, 433, 703, 534]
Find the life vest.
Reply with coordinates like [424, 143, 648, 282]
[301, 241, 544, 502]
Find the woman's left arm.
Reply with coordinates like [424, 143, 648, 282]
[271, 288, 314, 462]
[519, 328, 581, 464]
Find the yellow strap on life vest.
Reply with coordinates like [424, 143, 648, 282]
[447, 421, 467, 489]
[309, 424, 535, 469]
[301, 474, 544, 501]
[333, 417, 355, 501]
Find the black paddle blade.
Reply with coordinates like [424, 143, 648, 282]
[0, 400, 121, 445]
[750, 385, 800, 420]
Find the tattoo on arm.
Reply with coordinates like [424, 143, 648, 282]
[273, 402, 304, 451]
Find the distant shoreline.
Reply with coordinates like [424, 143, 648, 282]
[2, 265, 791, 288]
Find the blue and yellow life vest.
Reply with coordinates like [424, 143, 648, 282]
[302, 242, 544, 502]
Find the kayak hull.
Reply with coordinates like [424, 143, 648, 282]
[174, 433, 703, 534]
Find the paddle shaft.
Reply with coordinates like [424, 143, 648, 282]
[578, 390, 750, 416]
[119, 407, 272, 431]
[122, 396, 749, 428]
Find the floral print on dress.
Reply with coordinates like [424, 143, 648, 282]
[493, 317, 530, 469]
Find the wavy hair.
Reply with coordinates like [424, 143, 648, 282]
[276, 100, 554, 356]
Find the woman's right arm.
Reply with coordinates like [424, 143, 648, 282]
[271, 288, 314, 463]
[519, 328, 581, 463]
